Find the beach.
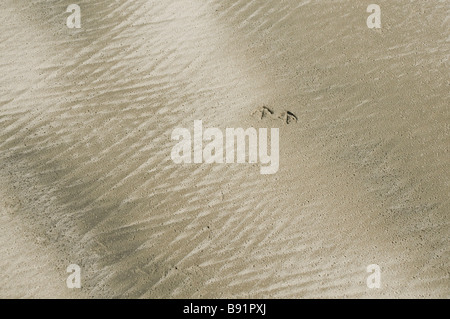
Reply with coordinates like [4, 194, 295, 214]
[0, 0, 448, 298]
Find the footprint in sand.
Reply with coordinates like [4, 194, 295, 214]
[278, 110, 298, 124]
[251, 106, 275, 120]
[251, 106, 298, 124]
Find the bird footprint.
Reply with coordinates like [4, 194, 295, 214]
[251, 106, 275, 120]
[251, 106, 297, 124]
[278, 111, 298, 124]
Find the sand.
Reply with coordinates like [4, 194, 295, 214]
[0, 0, 448, 298]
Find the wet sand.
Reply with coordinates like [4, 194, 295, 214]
[0, 0, 448, 298]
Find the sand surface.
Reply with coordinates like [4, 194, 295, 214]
[0, 0, 448, 298]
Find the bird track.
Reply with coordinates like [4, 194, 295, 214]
[251, 106, 298, 124]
